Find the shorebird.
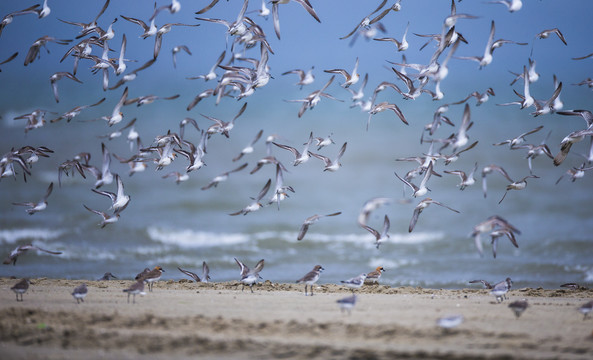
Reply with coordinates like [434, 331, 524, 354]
[10, 279, 31, 302]
[58, 0, 109, 37]
[123, 280, 146, 304]
[270, 0, 320, 40]
[102, 87, 128, 126]
[24, 36, 71, 66]
[233, 129, 262, 162]
[535, 28, 567, 45]
[493, 126, 544, 148]
[339, 0, 391, 40]
[202, 102, 247, 138]
[124, 93, 180, 107]
[365, 266, 385, 284]
[150, 0, 181, 20]
[491, 277, 513, 302]
[49, 71, 82, 103]
[178, 262, 211, 283]
[188, 51, 225, 82]
[50, 97, 105, 123]
[453, 88, 495, 107]
[481, 164, 514, 198]
[110, 59, 156, 90]
[578, 300, 593, 320]
[337, 294, 357, 314]
[357, 197, 393, 226]
[471, 215, 520, 257]
[394, 162, 434, 198]
[408, 197, 459, 233]
[153, 22, 199, 59]
[249, 156, 285, 175]
[12, 182, 53, 215]
[13, 109, 48, 133]
[171, 45, 191, 68]
[0, 5, 40, 38]
[555, 109, 593, 128]
[361, 214, 390, 249]
[324, 57, 360, 88]
[341, 273, 367, 292]
[195, 0, 249, 37]
[234, 258, 265, 293]
[138, 266, 165, 292]
[273, 132, 314, 166]
[229, 178, 272, 216]
[374, 22, 409, 51]
[531, 81, 563, 117]
[285, 75, 342, 118]
[267, 163, 295, 209]
[309, 142, 347, 172]
[469, 279, 493, 289]
[437, 315, 464, 330]
[444, 162, 477, 190]
[489, 228, 519, 258]
[91, 174, 131, 214]
[3, 244, 62, 265]
[201, 163, 248, 190]
[297, 212, 342, 241]
[296, 265, 324, 296]
[72, 283, 88, 304]
[559, 283, 580, 290]
[0, 52, 18, 71]
[499, 66, 534, 109]
[83, 204, 120, 228]
[176, 137, 207, 173]
[444, 0, 478, 28]
[456, 21, 496, 68]
[86, 143, 113, 189]
[487, 0, 522, 12]
[120, 14, 157, 39]
[367, 101, 408, 130]
[556, 163, 593, 184]
[553, 129, 593, 166]
[508, 300, 528, 318]
[98, 272, 117, 281]
[282, 67, 315, 89]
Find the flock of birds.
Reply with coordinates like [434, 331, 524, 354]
[1, 0, 593, 321]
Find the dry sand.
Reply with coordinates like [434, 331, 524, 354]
[1, 278, 592, 359]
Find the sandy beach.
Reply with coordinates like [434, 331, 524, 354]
[0, 278, 592, 359]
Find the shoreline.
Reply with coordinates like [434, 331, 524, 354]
[1, 278, 593, 359]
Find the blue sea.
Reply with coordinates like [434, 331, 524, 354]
[1, 0, 592, 289]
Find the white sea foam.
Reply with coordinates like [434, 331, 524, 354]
[368, 257, 419, 270]
[0, 228, 64, 244]
[296, 231, 445, 244]
[583, 267, 593, 282]
[147, 227, 250, 247]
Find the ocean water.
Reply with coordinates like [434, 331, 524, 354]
[1, 1, 593, 289]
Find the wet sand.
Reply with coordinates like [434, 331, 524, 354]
[0, 278, 592, 359]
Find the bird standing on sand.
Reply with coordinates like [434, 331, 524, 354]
[365, 266, 385, 284]
[123, 280, 146, 304]
[178, 261, 211, 283]
[137, 266, 165, 292]
[11, 278, 30, 302]
[235, 258, 265, 293]
[72, 283, 88, 304]
[296, 265, 324, 296]
[341, 273, 367, 292]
